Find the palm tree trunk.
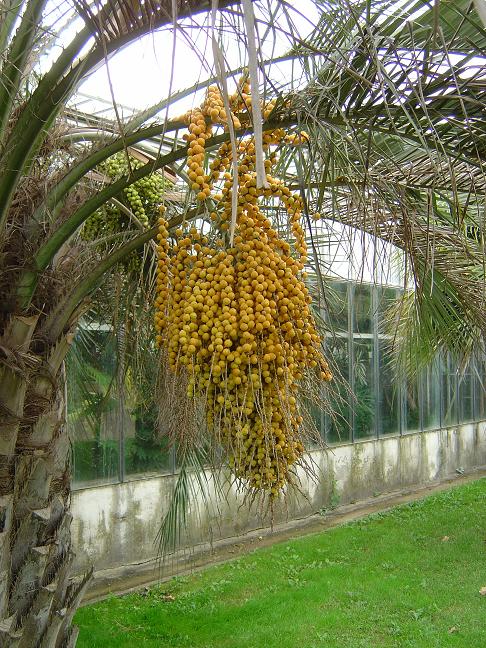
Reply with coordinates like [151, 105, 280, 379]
[0, 317, 91, 647]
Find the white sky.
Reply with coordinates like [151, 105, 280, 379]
[43, 0, 485, 121]
[75, 1, 320, 118]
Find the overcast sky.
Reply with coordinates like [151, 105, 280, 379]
[75, 1, 320, 118]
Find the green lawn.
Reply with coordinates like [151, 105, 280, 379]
[76, 479, 486, 648]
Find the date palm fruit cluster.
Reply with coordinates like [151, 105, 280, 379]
[181, 86, 244, 203]
[155, 78, 331, 496]
[82, 152, 166, 240]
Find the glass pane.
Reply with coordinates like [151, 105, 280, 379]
[125, 402, 173, 477]
[68, 330, 120, 487]
[405, 375, 420, 433]
[70, 406, 120, 486]
[326, 281, 348, 332]
[378, 341, 401, 436]
[422, 360, 441, 430]
[476, 356, 486, 420]
[376, 286, 399, 336]
[442, 355, 458, 427]
[353, 284, 373, 334]
[325, 337, 351, 444]
[458, 359, 475, 424]
[353, 338, 375, 439]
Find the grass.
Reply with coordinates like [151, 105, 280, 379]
[75, 478, 486, 648]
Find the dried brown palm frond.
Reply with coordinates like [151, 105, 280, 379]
[74, 0, 239, 44]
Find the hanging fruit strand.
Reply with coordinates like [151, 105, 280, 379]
[155, 78, 331, 496]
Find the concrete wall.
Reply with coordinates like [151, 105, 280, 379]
[71, 421, 486, 575]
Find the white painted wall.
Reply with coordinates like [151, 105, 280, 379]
[72, 422, 486, 574]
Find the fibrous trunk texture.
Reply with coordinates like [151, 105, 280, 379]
[0, 316, 91, 648]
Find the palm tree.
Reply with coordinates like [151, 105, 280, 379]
[0, 0, 484, 645]
[0, 1, 239, 645]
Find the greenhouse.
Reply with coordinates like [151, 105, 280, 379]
[0, 0, 485, 646]
[69, 242, 486, 487]
[68, 219, 486, 583]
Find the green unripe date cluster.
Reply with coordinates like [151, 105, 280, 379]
[82, 152, 167, 242]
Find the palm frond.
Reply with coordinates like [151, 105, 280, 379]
[263, 0, 486, 368]
[155, 446, 226, 560]
[384, 264, 484, 378]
